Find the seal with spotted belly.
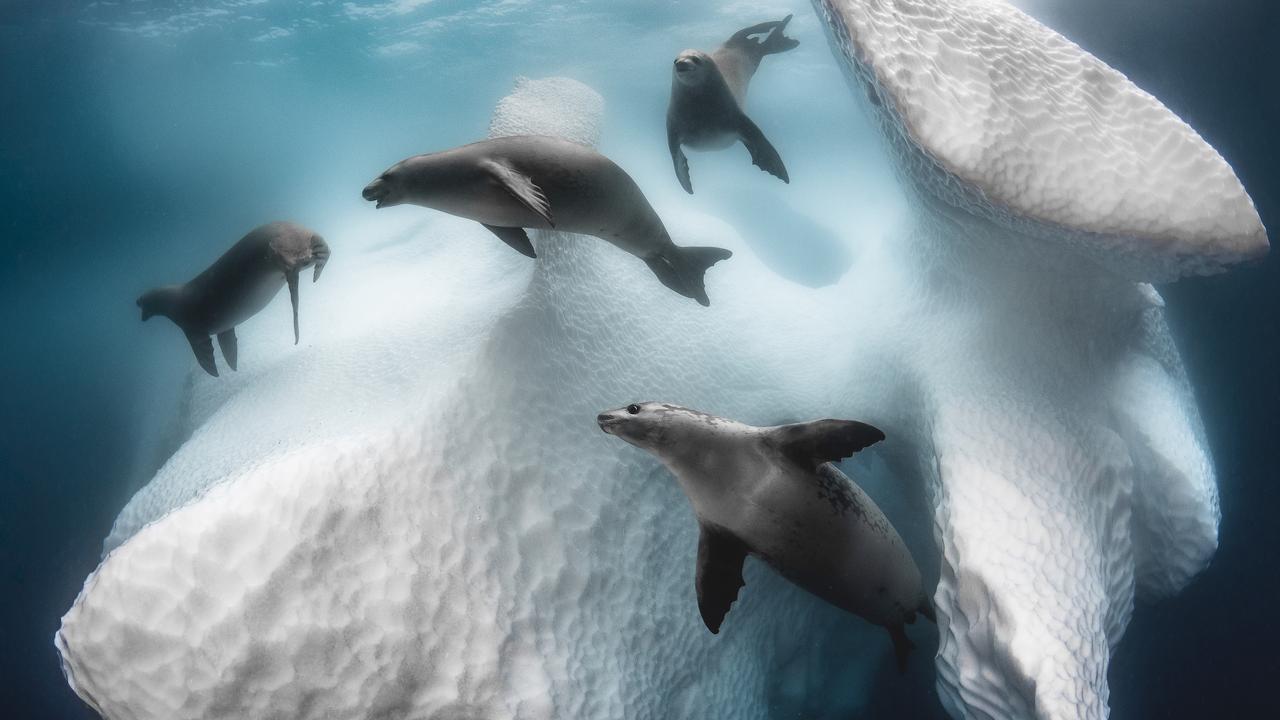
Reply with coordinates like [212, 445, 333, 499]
[667, 15, 799, 193]
[136, 221, 330, 377]
[597, 402, 933, 670]
[362, 135, 732, 306]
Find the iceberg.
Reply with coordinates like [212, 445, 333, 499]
[812, 0, 1265, 717]
[57, 1, 1267, 718]
[58, 76, 902, 720]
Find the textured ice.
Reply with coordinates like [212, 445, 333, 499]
[811, 0, 1265, 718]
[59, 77, 907, 720]
[59, 2, 1268, 718]
[98, 75, 607, 557]
[817, 0, 1266, 282]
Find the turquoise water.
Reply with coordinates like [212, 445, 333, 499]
[2, 1, 1278, 717]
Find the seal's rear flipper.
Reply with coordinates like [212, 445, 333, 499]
[185, 331, 218, 377]
[481, 160, 555, 228]
[736, 115, 789, 184]
[644, 255, 689, 301]
[287, 271, 300, 345]
[889, 624, 913, 674]
[762, 15, 800, 55]
[648, 246, 733, 306]
[695, 523, 750, 634]
[483, 224, 537, 258]
[217, 328, 238, 372]
[730, 15, 800, 56]
[768, 419, 885, 468]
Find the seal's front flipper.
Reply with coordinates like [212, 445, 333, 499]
[889, 624, 913, 674]
[769, 419, 885, 468]
[736, 115, 789, 184]
[695, 523, 750, 634]
[217, 328, 238, 372]
[483, 224, 537, 258]
[310, 234, 331, 282]
[286, 271, 300, 345]
[668, 124, 693, 194]
[481, 160, 555, 227]
[185, 331, 218, 377]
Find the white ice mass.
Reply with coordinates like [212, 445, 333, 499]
[58, 1, 1267, 719]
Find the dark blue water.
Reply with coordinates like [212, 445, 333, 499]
[2, 1, 1277, 717]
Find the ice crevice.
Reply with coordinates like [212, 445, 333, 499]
[56, 1, 1268, 718]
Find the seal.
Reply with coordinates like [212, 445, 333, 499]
[667, 15, 799, 193]
[137, 221, 330, 377]
[597, 402, 933, 671]
[362, 135, 732, 306]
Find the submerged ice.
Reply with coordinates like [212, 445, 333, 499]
[63, 77, 900, 720]
[813, 0, 1265, 717]
[57, 2, 1267, 720]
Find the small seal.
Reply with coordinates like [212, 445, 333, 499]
[667, 15, 799, 193]
[137, 222, 330, 377]
[598, 402, 933, 671]
[362, 135, 732, 306]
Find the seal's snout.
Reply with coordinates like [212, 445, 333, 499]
[597, 412, 619, 434]
[362, 178, 389, 208]
[674, 51, 705, 77]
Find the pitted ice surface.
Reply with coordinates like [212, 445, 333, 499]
[812, 1, 1235, 718]
[59, 76, 910, 720]
[815, 0, 1267, 280]
[59, 4, 1244, 717]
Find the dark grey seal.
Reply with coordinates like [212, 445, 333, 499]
[667, 15, 799, 193]
[137, 221, 330, 377]
[362, 135, 732, 306]
[598, 402, 934, 671]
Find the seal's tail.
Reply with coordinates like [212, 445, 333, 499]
[644, 246, 733, 307]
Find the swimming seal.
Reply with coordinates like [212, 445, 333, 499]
[137, 221, 330, 376]
[362, 135, 732, 306]
[598, 402, 933, 671]
[667, 15, 799, 193]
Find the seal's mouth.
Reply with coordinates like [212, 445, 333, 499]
[675, 58, 695, 74]
[597, 413, 621, 435]
[362, 179, 390, 209]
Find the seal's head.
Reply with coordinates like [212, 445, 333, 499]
[598, 402, 724, 453]
[362, 156, 431, 209]
[598, 402, 667, 450]
[673, 50, 713, 86]
[136, 285, 182, 322]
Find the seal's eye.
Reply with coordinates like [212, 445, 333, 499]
[627, 404, 641, 415]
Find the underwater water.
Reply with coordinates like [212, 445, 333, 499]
[2, 0, 1278, 718]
